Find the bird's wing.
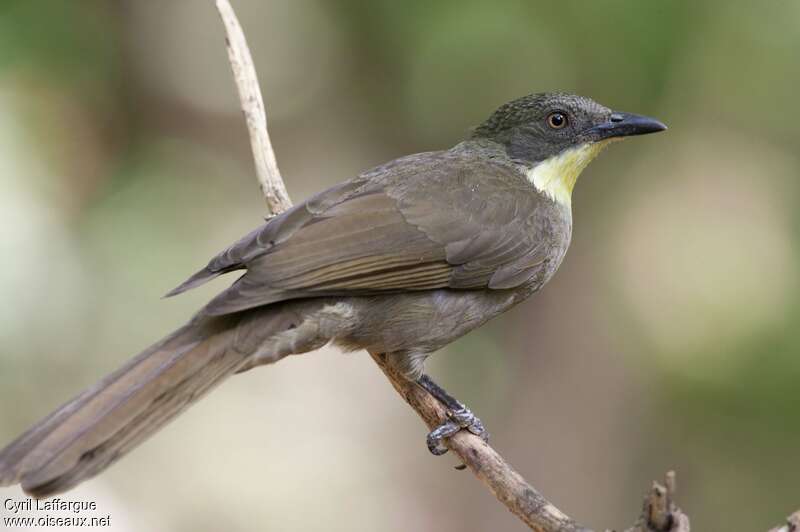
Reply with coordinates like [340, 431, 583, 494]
[170, 150, 554, 316]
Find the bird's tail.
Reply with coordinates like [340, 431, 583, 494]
[0, 300, 339, 498]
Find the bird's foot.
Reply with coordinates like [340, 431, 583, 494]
[426, 403, 489, 456]
[415, 374, 490, 456]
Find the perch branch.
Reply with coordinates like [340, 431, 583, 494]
[211, 1, 693, 530]
[214, 0, 291, 214]
[369, 351, 590, 532]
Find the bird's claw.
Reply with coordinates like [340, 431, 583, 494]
[426, 405, 489, 456]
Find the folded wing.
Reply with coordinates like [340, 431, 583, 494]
[168, 150, 552, 316]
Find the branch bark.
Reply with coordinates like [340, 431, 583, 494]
[215, 0, 291, 214]
[209, 1, 786, 530]
[369, 351, 595, 531]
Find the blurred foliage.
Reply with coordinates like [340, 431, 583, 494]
[1, 1, 799, 531]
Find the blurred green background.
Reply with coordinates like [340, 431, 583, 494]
[1, 1, 798, 530]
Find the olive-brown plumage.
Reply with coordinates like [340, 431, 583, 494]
[0, 92, 665, 497]
[171, 141, 569, 315]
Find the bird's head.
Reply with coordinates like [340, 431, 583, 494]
[473, 92, 666, 207]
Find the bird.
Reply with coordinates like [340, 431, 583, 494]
[0, 92, 666, 498]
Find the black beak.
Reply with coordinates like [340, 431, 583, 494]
[591, 112, 667, 140]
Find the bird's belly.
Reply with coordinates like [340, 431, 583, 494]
[337, 289, 520, 356]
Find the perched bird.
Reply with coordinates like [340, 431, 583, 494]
[0, 92, 665, 498]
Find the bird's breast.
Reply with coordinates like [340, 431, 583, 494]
[526, 201, 573, 293]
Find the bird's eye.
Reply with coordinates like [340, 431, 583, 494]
[546, 112, 567, 129]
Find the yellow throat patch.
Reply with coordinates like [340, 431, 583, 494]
[525, 140, 613, 208]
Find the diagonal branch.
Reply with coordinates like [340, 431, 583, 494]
[369, 351, 590, 531]
[210, 1, 695, 530]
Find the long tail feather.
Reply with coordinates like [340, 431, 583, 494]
[0, 309, 285, 498]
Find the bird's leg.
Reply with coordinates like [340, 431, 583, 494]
[416, 374, 489, 456]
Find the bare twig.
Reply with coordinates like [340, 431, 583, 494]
[214, 0, 291, 214]
[622, 472, 690, 532]
[211, 1, 694, 530]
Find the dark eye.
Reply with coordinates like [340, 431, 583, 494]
[546, 112, 567, 129]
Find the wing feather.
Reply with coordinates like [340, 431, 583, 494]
[168, 149, 562, 316]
